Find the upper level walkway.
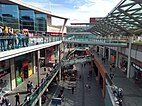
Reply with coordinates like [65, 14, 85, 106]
[0, 36, 128, 53]
[63, 37, 128, 47]
[0, 35, 129, 61]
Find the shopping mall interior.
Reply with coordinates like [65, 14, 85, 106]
[0, 0, 142, 106]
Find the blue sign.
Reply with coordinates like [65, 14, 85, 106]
[51, 98, 62, 105]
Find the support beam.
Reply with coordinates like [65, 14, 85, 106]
[118, 8, 142, 25]
[61, 19, 68, 36]
[37, 50, 40, 86]
[127, 37, 133, 78]
[111, 14, 142, 28]
[33, 52, 36, 74]
[106, 19, 133, 35]
[115, 47, 119, 67]
[10, 58, 16, 90]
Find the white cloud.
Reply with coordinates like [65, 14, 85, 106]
[51, 0, 120, 25]
[22, 0, 120, 26]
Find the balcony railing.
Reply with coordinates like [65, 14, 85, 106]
[0, 35, 128, 52]
[0, 36, 62, 52]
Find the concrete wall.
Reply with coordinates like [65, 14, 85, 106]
[47, 25, 67, 33]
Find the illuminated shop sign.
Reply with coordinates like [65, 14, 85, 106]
[132, 62, 142, 71]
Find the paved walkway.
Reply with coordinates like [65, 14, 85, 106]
[94, 53, 142, 106]
[48, 63, 105, 106]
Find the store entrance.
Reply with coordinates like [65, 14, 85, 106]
[22, 61, 29, 81]
[23, 66, 28, 79]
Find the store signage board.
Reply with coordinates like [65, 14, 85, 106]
[132, 62, 142, 71]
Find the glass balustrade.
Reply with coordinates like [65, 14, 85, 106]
[62, 55, 94, 66]
[63, 37, 127, 44]
[0, 36, 127, 52]
[0, 36, 63, 52]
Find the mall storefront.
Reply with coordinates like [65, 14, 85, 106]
[15, 53, 33, 86]
[131, 61, 142, 88]
[45, 45, 59, 65]
[118, 54, 128, 74]
[0, 60, 11, 94]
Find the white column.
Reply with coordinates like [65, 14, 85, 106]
[33, 52, 36, 74]
[39, 97, 42, 106]
[99, 46, 101, 55]
[103, 47, 105, 57]
[127, 37, 133, 78]
[37, 50, 40, 86]
[108, 47, 111, 61]
[57, 45, 60, 62]
[115, 47, 119, 67]
[10, 58, 16, 90]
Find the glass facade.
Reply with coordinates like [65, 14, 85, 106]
[0, 4, 20, 29]
[20, 10, 35, 31]
[0, 3, 48, 32]
[35, 13, 47, 32]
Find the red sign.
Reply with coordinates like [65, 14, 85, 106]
[90, 18, 96, 23]
[47, 32, 64, 36]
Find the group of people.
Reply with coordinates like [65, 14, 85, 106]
[111, 85, 123, 106]
[0, 96, 11, 106]
[27, 81, 35, 93]
[0, 26, 29, 51]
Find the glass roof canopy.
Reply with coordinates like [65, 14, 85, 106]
[88, 0, 142, 37]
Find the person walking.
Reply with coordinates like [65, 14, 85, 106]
[27, 81, 30, 92]
[4, 96, 11, 106]
[30, 82, 34, 93]
[0, 96, 5, 106]
[15, 93, 20, 106]
[110, 64, 113, 72]
[71, 87, 75, 94]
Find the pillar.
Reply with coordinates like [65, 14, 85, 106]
[45, 48, 47, 66]
[103, 47, 105, 57]
[59, 45, 61, 61]
[10, 58, 16, 90]
[39, 97, 42, 106]
[37, 50, 40, 86]
[98, 46, 101, 55]
[57, 45, 60, 62]
[127, 37, 133, 78]
[108, 48, 111, 61]
[115, 47, 119, 67]
[32, 52, 36, 74]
